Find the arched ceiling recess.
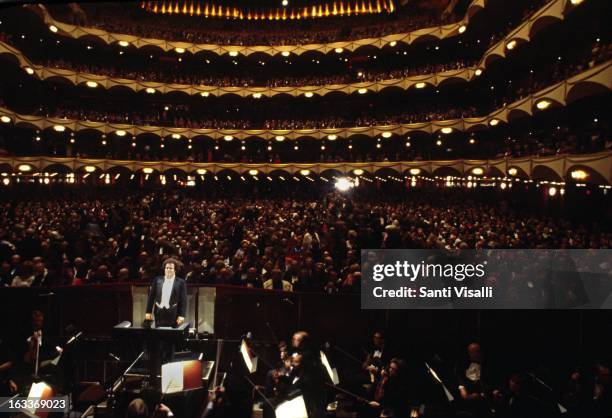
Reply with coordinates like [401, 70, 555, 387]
[25, 0, 485, 57]
[5, 0, 588, 98]
[1, 152, 609, 184]
[1, 60, 609, 141]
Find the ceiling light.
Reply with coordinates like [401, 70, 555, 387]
[200, 92, 210, 97]
[18, 164, 32, 172]
[118, 40, 129, 47]
[441, 127, 453, 134]
[353, 169, 364, 175]
[389, 41, 397, 47]
[249, 169, 258, 175]
[334, 47, 343, 53]
[84, 166, 96, 173]
[86, 81, 98, 88]
[327, 134, 337, 140]
[143, 168, 153, 174]
[409, 168, 421, 175]
[223, 135, 233, 141]
[25, 67, 34, 75]
[0, 116, 11, 123]
[171, 134, 181, 139]
[471, 167, 484, 175]
[49, 25, 58, 33]
[475, 68, 483, 76]
[53, 125, 66, 132]
[459, 25, 467, 34]
[115, 130, 127, 136]
[489, 119, 499, 126]
[415, 82, 426, 89]
[228, 51, 238, 56]
[253, 93, 262, 99]
[506, 40, 517, 50]
[536, 100, 551, 110]
[145, 88, 156, 94]
[281, 51, 290, 57]
[304, 92, 313, 98]
[358, 88, 367, 94]
[381, 132, 392, 138]
[275, 136, 285, 142]
[508, 168, 518, 176]
[175, 47, 185, 54]
[570, 170, 588, 180]
[300, 170, 311, 176]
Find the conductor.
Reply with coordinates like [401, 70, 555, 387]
[145, 258, 187, 327]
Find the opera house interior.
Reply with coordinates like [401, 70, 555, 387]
[0, 0, 610, 417]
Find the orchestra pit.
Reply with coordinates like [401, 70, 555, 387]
[0, 0, 610, 417]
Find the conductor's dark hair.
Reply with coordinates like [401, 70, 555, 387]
[162, 257, 182, 271]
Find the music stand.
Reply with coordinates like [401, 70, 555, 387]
[112, 321, 189, 391]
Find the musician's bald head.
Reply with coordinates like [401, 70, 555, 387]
[125, 398, 149, 418]
[291, 331, 309, 349]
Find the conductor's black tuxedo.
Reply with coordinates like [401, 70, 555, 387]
[145, 276, 187, 326]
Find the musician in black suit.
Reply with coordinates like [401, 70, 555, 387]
[145, 258, 187, 327]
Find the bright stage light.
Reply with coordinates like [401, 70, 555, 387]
[335, 177, 353, 192]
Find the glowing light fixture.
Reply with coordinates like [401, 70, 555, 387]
[118, 40, 129, 47]
[86, 81, 98, 88]
[471, 167, 484, 176]
[389, 41, 397, 47]
[115, 130, 127, 137]
[228, 51, 238, 57]
[458, 25, 467, 34]
[335, 177, 353, 192]
[489, 119, 499, 126]
[548, 187, 557, 196]
[304, 92, 314, 98]
[536, 100, 551, 110]
[327, 134, 337, 140]
[253, 93, 262, 99]
[281, 51, 290, 57]
[334, 48, 344, 53]
[353, 169, 364, 176]
[409, 168, 421, 175]
[171, 134, 181, 139]
[196, 169, 207, 175]
[275, 136, 285, 142]
[508, 168, 518, 176]
[145, 88, 156, 94]
[299, 170, 311, 176]
[506, 40, 517, 50]
[0, 116, 11, 123]
[381, 132, 392, 138]
[84, 165, 96, 173]
[25, 67, 35, 75]
[18, 164, 32, 172]
[441, 127, 453, 134]
[53, 125, 66, 132]
[175, 47, 186, 54]
[49, 25, 58, 33]
[570, 169, 588, 180]
[475, 68, 483, 76]
[223, 135, 233, 141]
[415, 82, 426, 89]
[358, 88, 367, 94]
[248, 169, 258, 175]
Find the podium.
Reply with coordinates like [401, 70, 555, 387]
[112, 321, 189, 391]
